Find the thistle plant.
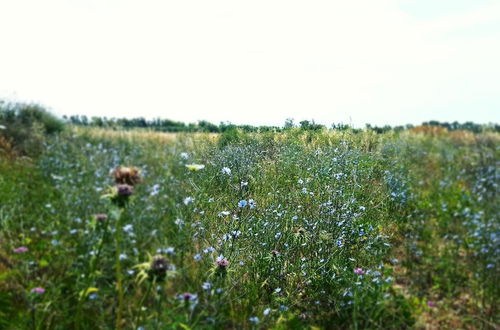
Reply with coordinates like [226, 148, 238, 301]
[103, 166, 142, 329]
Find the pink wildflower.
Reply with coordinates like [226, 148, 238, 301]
[94, 214, 108, 221]
[354, 268, 365, 275]
[215, 256, 229, 269]
[13, 247, 29, 253]
[31, 287, 45, 294]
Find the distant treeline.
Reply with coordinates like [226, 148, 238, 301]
[63, 115, 499, 133]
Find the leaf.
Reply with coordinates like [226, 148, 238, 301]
[79, 287, 99, 300]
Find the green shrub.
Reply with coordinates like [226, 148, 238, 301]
[0, 101, 65, 156]
[217, 128, 251, 148]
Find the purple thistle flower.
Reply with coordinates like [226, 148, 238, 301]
[215, 255, 229, 269]
[117, 184, 133, 196]
[94, 214, 108, 221]
[180, 292, 197, 301]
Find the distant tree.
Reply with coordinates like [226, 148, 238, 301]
[198, 120, 220, 133]
[284, 118, 295, 129]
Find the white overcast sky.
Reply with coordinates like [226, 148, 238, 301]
[0, 0, 499, 127]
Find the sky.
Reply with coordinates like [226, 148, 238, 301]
[0, 0, 499, 127]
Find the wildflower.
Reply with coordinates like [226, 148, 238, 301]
[180, 152, 189, 160]
[248, 199, 256, 209]
[427, 301, 436, 307]
[249, 316, 260, 324]
[238, 200, 248, 208]
[354, 268, 365, 275]
[184, 197, 194, 205]
[117, 184, 133, 196]
[180, 292, 197, 301]
[31, 287, 45, 294]
[149, 255, 169, 281]
[194, 254, 202, 261]
[185, 164, 205, 171]
[274, 287, 282, 293]
[215, 255, 229, 269]
[13, 247, 28, 253]
[123, 224, 134, 232]
[119, 253, 127, 260]
[202, 282, 212, 290]
[94, 214, 108, 221]
[179, 292, 199, 310]
[112, 166, 141, 186]
[263, 308, 271, 316]
[218, 211, 230, 217]
[203, 247, 215, 254]
[150, 184, 160, 196]
[221, 167, 231, 175]
[271, 250, 280, 256]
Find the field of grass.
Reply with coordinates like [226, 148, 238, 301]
[0, 126, 498, 329]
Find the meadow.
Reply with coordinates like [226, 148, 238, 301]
[0, 125, 498, 329]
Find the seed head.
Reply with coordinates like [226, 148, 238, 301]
[112, 166, 141, 186]
[149, 255, 169, 281]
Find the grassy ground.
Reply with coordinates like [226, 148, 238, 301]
[0, 127, 498, 329]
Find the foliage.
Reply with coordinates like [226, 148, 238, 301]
[0, 101, 65, 156]
[0, 127, 498, 329]
[64, 113, 500, 134]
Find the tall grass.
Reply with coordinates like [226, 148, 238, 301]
[0, 126, 497, 329]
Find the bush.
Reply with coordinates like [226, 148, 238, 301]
[217, 128, 251, 148]
[0, 101, 65, 156]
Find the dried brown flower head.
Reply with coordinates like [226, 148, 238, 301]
[149, 255, 169, 281]
[112, 166, 141, 186]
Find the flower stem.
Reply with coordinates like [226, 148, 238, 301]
[114, 208, 125, 330]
